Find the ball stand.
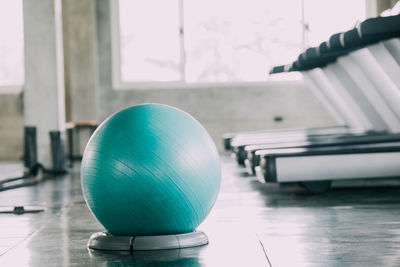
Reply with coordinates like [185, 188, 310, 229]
[88, 231, 208, 251]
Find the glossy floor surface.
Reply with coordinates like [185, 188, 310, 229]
[1, 157, 400, 266]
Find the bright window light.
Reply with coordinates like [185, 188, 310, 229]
[119, 0, 181, 83]
[115, 0, 367, 86]
[0, 0, 24, 90]
[184, 0, 303, 83]
[304, 0, 366, 47]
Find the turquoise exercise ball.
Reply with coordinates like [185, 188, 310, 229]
[81, 104, 221, 236]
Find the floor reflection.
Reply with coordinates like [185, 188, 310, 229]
[0, 158, 400, 266]
[88, 247, 203, 266]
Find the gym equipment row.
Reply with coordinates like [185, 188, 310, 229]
[223, 13, 400, 192]
[0, 127, 52, 192]
[0, 122, 95, 191]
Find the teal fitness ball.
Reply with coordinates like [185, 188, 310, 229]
[81, 104, 221, 236]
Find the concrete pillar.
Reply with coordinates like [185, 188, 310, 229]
[23, 0, 66, 169]
[62, 0, 99, 158]
[62, 0, 98, 123]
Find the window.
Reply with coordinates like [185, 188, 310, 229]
[0, 0, 24, 93]
[111, 0, 366, 88]
[303, 0, 366, 47]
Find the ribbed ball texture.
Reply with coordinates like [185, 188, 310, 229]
[81, 104, 221, 236]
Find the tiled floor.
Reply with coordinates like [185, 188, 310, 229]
[0, 157, 400, 266]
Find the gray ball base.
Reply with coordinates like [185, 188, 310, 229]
[88, 231, 208, 251]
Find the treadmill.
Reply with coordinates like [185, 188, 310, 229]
[254, 141, 400, 193]
[245, 133, 400, 176]
[225, 14, 400, 192]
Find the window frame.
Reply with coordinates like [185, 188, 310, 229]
[109, 0, 315, 90]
